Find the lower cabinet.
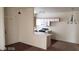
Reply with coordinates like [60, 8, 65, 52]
[34, 32, 52, 50]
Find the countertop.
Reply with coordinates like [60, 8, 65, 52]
[34, 32, 52, 36]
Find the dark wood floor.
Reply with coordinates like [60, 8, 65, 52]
[5, 39, 59, 51]
[5, 39, 79, 51]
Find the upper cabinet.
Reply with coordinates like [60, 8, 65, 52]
[48, 17, 60, 26]
[35, 17, 60, 27]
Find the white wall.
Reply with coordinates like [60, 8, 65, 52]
[4, 8, 36, 47]
[18, 8, 34, 45]
[0, 7, 5, 50]
[5, 7, 34, 45]
[35, 7, 79, 44]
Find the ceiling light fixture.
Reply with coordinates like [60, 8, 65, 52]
[67, 8, 78, 24]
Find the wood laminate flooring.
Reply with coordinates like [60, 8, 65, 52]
[5, 39, 79, 51]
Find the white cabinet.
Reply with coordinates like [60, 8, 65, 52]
[48, 18, 60, 26]
[34, 32, 52, 50]
[36, 18, 60, 28]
